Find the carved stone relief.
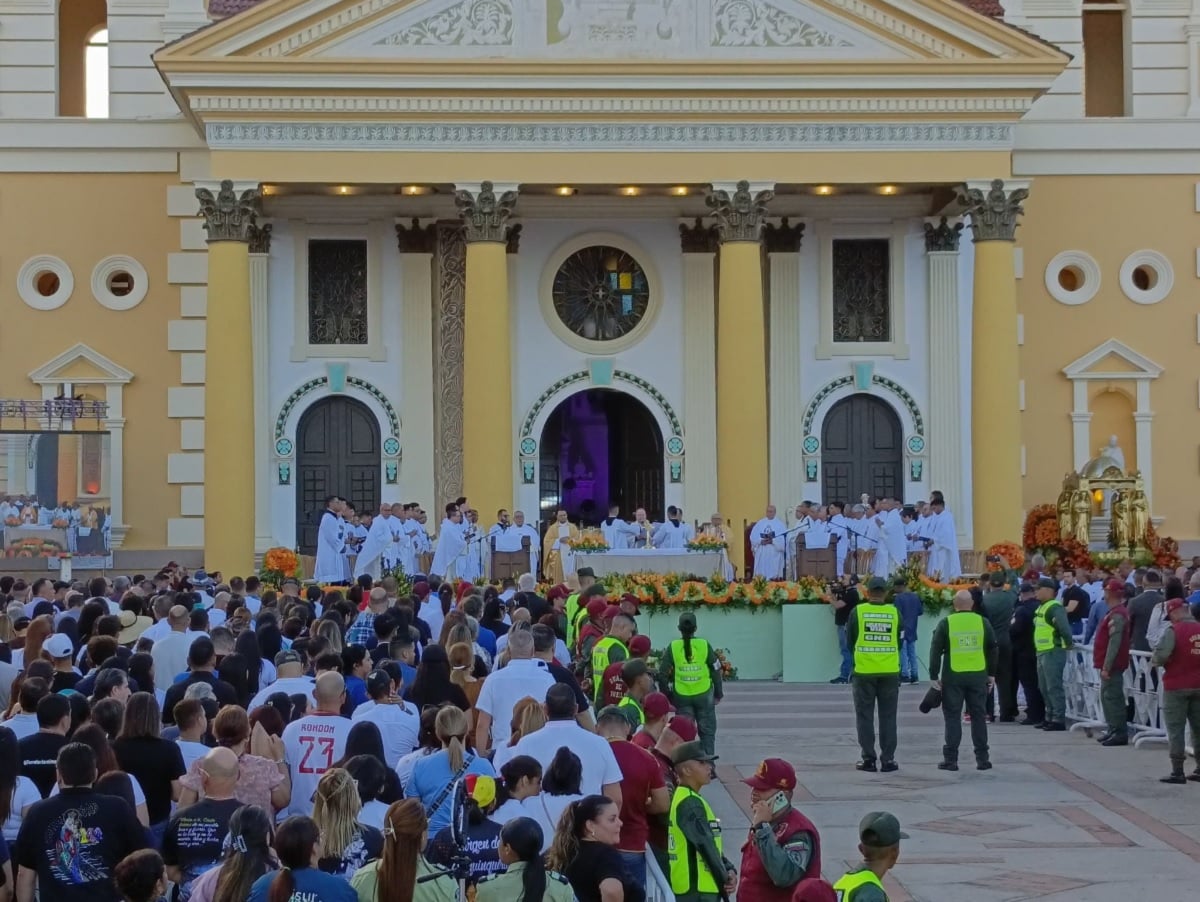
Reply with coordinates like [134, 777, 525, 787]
[434, 223, 467, 503]
[376, 0, 515, 46]
[712, 0, 849, 48]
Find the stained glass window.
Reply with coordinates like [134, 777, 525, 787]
[308, 239, 368, 345]
[832, 238, 891, 343]
[552, 246, 649, 342]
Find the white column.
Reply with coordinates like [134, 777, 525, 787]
[1134, 379, 1153, 508]
[680, 222, 718, 521]
[399, 246, 437, 504]
[925, 217, 966, 543]
[767, 224, 803, 509]
[249, 247, 272, 553]
[104, 382, 128, 548]
[1071, 380, 1091, 472]
[6, 440, 25, 494]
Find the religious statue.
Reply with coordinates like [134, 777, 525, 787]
[1129, 489, 1150, 546]
[1057, 473, 1077, 540]
[1102, 435, 1126, 472]
[1110, 491, 1132, 550]
[1070, 490, 1092, 546]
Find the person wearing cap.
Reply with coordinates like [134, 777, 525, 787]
[846, 577, 901, 772]
[601, 633, 653, 709]
[647, 715, 697, 871]
[928, 590, 997, 771]
[832, 812, 907, 901]
[981, 568, 1017, 721]
[1150, 596, 1200, 783]
[633, 691, 674, 750]
[247, 649, 317, 710]
[1032, 576, 1074, 731]
[737, 758, 822, 901]
[1093, 578, 1134, 747]
[573, 586, 610, 659]
[44, 633, 82, 692]
[662, 611, 724, 758]
[669, 740, 736, 900]
[565, 567, 597, 650]
[616, 658, 655, 725]
[595, 706, 669, 885]
[588, 612, 635, 705]
[1009, 581, 1046, 726]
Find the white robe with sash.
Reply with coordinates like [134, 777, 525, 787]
[749, 517, 787, 579]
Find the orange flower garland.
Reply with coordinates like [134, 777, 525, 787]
[985, 542, 1025, 572]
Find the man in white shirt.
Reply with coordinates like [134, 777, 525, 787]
[281, 671, 354, 817]
[502, 683, 622, 805]
[474, 630, 557, 751]
[651, 506, 690, 550]
[600, 505, 640, 550]
[352, 670, 419, 768]
[150, 606, 194, 692]
[248, 650, 317, 711]
[749, 505, 787, 579]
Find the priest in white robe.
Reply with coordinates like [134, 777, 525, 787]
[512, 510, 540, 576]
[458, 512, 485, 582]
[430, 506, 467, 580]
[704, 513, 736, 581]
[827, 502, 851, 577]
[786, 503, 814, 579]
[749, 505, 787, 580]
[600, 505, 640, 549]
[629, 508, 654, 549]
[313, 497, 348, 584]
[353, 504, 396, 580]
[926, 499, 961, 580]
[652, 506, 690, 549]
[878, 500, 909, 576]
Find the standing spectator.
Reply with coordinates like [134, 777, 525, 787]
[0, 727, 40, 841]
[350, 670, 418, 768]
[180, 706, 289, 813]
[162, 747, 242, 900]
[113, 849, 168, 902]
[247, 815, 355, 902]
[184, 804, 275, 902]
[892, 576, 923, 684]
[173, 699, 210, 770]
[312, 768, 383, 879]
[406, 645, 470, 712]
[1059, 569, 1092, 637]
[162, 639, 239, 726]
[349, 799, 453, 902]
[15, 742, 146, 902]
[828, 579, 860, 684]
[281, 673, 354, 817]
[1129, 569, 1165, 652]
[549, 794, 646, 902]
[981, 571, 1017, 721]
[476, 816, 574, 902]
[403, 706, 495, 836]
[1, 678, 48, 740]
[150, 607, 193, 692]
[474, 630, 555, 752]
[490, 756, 542, 826]
[114, 692, 187, 845]
[426, 773, 503, 886]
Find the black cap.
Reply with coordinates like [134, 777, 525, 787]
[1019, 582, 1035, 594]
[366, 669, 393, 695]
[576, 567, 595, 579]
[671, 740, 718, 766]
[866, 576, 888, 592]
[859, 811, 908, 847]
[1037, 577, 1058, 591]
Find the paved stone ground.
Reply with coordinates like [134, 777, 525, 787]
[706, 682, 1200, 901]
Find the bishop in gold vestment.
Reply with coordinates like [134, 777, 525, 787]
[541, 509, 580, 584]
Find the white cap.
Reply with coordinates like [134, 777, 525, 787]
[43, 633, 74, 659]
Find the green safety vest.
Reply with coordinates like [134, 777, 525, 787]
[591, 636, 627, 693]
[853, 604, 900, 675]
[946, 611, 987, 674]
[667, 786, 722, 894]
[565, 593, 582, 647]
[1033, 600, 1063, 654]
[833, 867, 886, 901]
[618, 695, 645, 724]
[669, 638, 713, 697]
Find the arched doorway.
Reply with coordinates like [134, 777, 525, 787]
[821, 394, 902, 504]
[538, 390, 664, 527]
[295, 396, 380, 555]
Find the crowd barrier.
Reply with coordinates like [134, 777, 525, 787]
[1065, 646, 1195, 755]
[646, 846, 673, 901]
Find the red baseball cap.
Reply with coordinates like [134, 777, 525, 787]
[620, 593, 641, 614]
[791, 878, 837, 902]
[1166, 598, 1187, 616]
[602, 605, 622, 620]
[547, 584, 570, 601]
[642, 691, 674, 720]
[629, 634, 652, 656]
[666, 715, 697, 742]
[586, 598, 608, 617]
[1104, 578, 1125, 595]
[743, 758, 797, 792]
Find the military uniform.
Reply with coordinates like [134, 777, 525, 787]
[668, 741, 736, 902]
[1032, 577, 1074, 730]
[475, 862, 574, 902]
[832, 812, 907, 902]
[928, 608, 997, 769]
[1093, 579, 1132, 746]
[662, 612, 724, 757]
[589, 633, 629, 705]
[846, 578, 902, 771]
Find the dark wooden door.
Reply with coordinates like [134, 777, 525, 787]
[821, 395, 902, 505]
[295, 397, 380, 555]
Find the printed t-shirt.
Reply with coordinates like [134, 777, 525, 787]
[281, 712, 354, 817]
[162, 796, 242, 901]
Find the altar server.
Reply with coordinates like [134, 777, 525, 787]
[313, 495, 349, 584]
[750, 505, 787, 580]
[354, 504, 396, 580]
[926, 494, 961, 580]
[601, 505, 640, 549]
[431, 503, 467, 580]
[652, 506, 690, 549]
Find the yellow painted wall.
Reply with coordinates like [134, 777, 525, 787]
[0, 171, 181, 549]
[1018, 174, 1200, 540]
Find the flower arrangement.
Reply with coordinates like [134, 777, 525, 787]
[686, 534, 728, 552]
[567, 532, 610, 554]
[51, 517, 70, 529]
[715, 647, 738, 681]
[259, 546, 300, 588]
[985, 542, 1024, 572]
[381, 560, 414, 599]
[595, 571, 828, 612]
[1145, 523, 1181, 570]
[4, 537, 64, 558]
[3, 517, 20, 527]
[1023, 504, 1060, 555]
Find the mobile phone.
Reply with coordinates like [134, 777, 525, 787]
[769, 791, 789, 815]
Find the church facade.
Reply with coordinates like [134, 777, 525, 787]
[1, 0, 1198, 575]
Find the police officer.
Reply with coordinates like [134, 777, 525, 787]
[669, 740, 737, 901]
[1094, 578, 1133, 747]
[847, 576, 901, 772]
[662, 612, 724, 757]
[1033, 576, 1074, 731]
[832, 812, 907, 902]
[737, 758, 822, 901]
[1009, 581, 1046, 726]
[617, 658, 653, 725]
[928, 590, 997, 771]
[475, 816, 573, 902]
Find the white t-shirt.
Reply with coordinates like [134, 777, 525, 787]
[0, 713, 40, 741]
[395, 747, 436, 791]
[3, 776, 41, 840]
[358, 799, 389, 831]
[503, 721, 621, 797]
[176, 739, 209, 771]
[281, 711, 354, 817]
[475, 659, 556, 747]
[351, 701, 419, 767]
[248, 675, 316, 712]
[523, 793, 584, 853]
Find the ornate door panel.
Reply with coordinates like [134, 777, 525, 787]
[295, 397, 380, 555]
[821, 395, 902, 504]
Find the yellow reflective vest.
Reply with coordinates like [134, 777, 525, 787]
[667, 786, 722, 895]
[853, 604, 900, 675]
[669, 638, 713, 697]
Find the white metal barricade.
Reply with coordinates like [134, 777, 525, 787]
[1127, 651, 1168, 747]
[645, 845, 673, 902]
[1064, 649, 1108, 732]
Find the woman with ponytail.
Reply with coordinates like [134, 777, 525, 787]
[477, 816, 574, 901]
[312, 767, 383, 879]
[548, 794, 644, 902]
[187, 804, 275, 902]
[350, 798, 454, 902]
[247, 815, 355, 902]
[402, 704, 495, 835]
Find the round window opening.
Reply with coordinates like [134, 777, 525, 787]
[1057, 265, 1083, 292]
[1131, 265, 1156, 292]
[551, 245, 650, 342]
[35, 271, 61, 297]
[106, 270, 134, 298]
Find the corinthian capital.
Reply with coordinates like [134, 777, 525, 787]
[195, 179, 261, 243]
[706, 180, 775, 244]
[454, 181, 519, 243]
[959, 179, 1029, 243]
[923, 216, 963, 253]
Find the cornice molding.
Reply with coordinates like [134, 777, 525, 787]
[206, 120, 1015, 151]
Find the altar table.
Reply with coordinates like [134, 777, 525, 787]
[574, 548, 727, 577]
